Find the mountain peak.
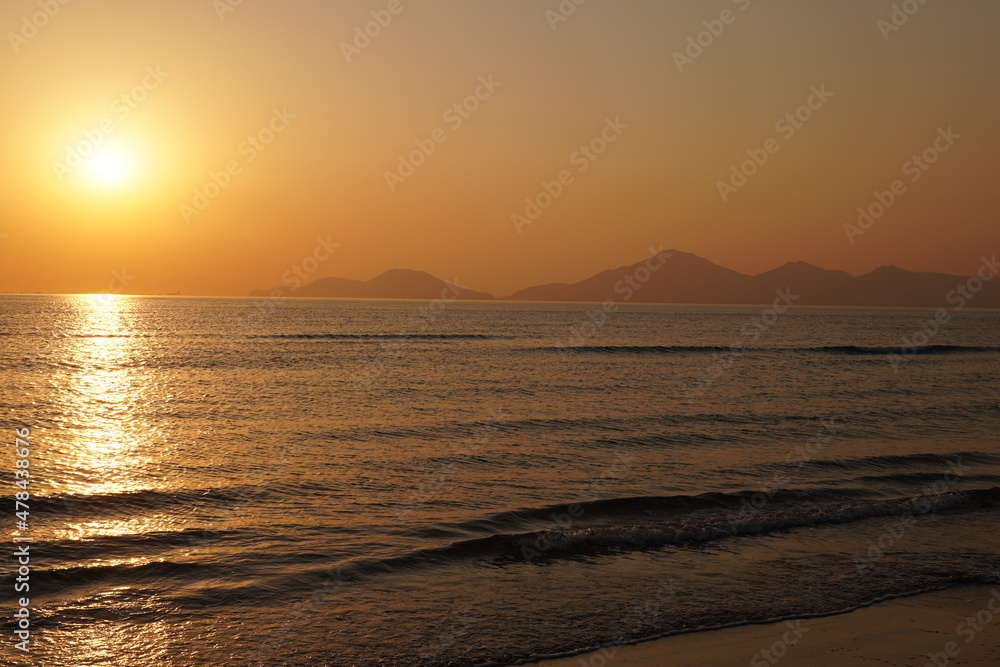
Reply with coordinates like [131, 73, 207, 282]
[373, 268, 433, 279]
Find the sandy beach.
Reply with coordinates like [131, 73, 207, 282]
[533, 586, 1000, 667]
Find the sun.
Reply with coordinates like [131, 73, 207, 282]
[87, 150, 132, 187]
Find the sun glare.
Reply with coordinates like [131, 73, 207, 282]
[88, 151, 132, 187]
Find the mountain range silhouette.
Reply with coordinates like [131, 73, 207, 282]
[250, 250, 1000, 308]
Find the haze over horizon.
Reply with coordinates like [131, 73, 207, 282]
[8, 247, 999, 300]
[1, 0, 998, 296]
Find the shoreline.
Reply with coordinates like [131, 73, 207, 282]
[525, 585, 1000, 667]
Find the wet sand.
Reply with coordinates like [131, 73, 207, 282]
[534, 586, 1000, 667]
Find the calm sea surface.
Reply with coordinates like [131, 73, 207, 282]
[1, 295, 999, 666]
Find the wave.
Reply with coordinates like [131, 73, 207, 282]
[42, 527, 239, 555]
[28, 486, 260, 517]
[16, 530, 243, 588]
[249, 333, 508, 340]
[815, 344, 1000, 355]
[27, 560, 217, 593]
[319, 406, 993, 448]
[540, 345, 731, 354]
[854, 472, 1000, 485]
[779, 450, 1000, 472]
[335, 486, 1000, 575]
[330, 411, 836, 443]
[463, 484, 1000, 535]
[540, 344, 1000, 355]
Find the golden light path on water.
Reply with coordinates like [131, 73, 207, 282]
[36, 295, 177, 665]
[56, 295, 153, 498]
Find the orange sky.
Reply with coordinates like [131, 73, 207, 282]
[1, 0, 997, 297]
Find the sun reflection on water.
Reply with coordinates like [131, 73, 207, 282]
[53, 614, 171, 667]
[50, 295, 167, 532]
[31, 296, 183, 666]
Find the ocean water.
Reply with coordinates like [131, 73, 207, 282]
[1, 294, 999, 666]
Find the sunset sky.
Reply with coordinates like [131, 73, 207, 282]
[1, 0, 997, 297]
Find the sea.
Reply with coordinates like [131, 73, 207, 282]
[1, 294, 998, 666]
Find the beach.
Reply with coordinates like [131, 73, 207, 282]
[535, 587, 1000, 667]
